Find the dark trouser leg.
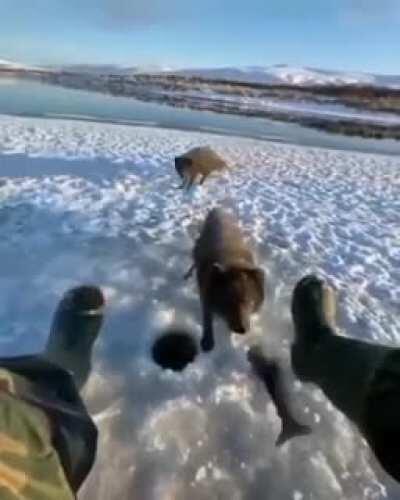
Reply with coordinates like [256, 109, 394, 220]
[363, 349, 400, 483]
[0, 355, 98, 493]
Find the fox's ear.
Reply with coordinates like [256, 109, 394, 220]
[212, 262, 227, 274]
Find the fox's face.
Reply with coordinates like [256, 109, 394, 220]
[207, 263, 265, 334]
[174, 156, 192, 178]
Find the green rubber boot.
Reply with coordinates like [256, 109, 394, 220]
[291, 274, 337, 343]
[44, 285, 105, 391]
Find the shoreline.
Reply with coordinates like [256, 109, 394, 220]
[2, 70, 400, 141]
[1, 112, 399, 158]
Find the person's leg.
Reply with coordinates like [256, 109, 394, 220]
[0, 285, 104, 497]
[44, 285, 105, 391]
[363, 349, 400, 482]
[291, 274, 400, 483]
[290, 275, 338, 383]
[0, 356, 98, 496]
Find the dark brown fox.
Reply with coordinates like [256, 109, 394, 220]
[186, 208, 265, 351]
[175, 146, 227, 189]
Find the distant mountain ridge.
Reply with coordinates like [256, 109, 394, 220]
[0, 58, 41, 70]
[173, 64, 400, 89]
[55, 63, 171, 75]
[1, 58, 399, 89]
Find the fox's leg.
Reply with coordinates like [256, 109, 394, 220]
[200, 301, 214, 352]
[184, 264, 195, 280]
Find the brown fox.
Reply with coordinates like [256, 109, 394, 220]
[186, 208, 265, 351]
[175, 146, 227, 189]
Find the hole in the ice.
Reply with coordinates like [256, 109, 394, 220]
[152, 329, 198, 371]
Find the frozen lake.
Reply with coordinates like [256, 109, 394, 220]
[1, 77, 400, 156]
[0, 115, 399, 499]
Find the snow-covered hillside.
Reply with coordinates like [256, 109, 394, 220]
[57, 63, 171, 75]
[2, 56, 399, 88]
[0, 58, 29, 69]
[175, 64, 400, 88]
[0, 58, 168, 75]
[0, 58, 42, 71]
[0, 115, 399, 499]
[55, 64, 400, 88]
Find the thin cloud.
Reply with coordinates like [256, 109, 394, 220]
[68, 0, 310, 30]
[99, 0, 176, 28]
[344, 0, 400, 23]
[66, 0, 195, 29]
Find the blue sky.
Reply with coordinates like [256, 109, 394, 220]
[1, 0, 399, 74]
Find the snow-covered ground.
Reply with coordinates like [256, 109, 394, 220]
[0, 115, 399, 500]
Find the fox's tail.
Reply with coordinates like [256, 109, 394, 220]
[276, 418, 312, 447]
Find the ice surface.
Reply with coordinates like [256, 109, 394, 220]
[0, 115, 399, 499]
[161, 88, 400, 126]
